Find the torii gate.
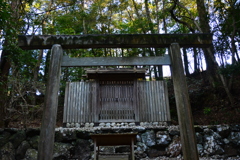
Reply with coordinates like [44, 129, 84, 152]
[18, 34, 212, 160]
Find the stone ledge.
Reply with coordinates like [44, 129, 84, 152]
[1, 125, 240, 160]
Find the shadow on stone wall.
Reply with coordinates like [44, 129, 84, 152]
[0, 125, 240, 160]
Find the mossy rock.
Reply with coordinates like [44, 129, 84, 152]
[28, 136, 39, 150]
[9, 131, 26, 149]
[0, 142, 15, 160]
[0, 132, 11, 148]
[24, 149, 38, 160]
[16, 141, 31, 159]
[53, 142, 73, 159]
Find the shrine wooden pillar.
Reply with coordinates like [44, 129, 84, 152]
[17, 34, 212, 160]
[169, 43, 199, 160]
[37, 44, 63, 160]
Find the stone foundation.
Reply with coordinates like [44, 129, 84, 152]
[0, 125, 240, 160]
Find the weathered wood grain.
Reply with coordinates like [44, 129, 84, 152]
[61, 55, 171, 67]
[63, 82, 69, 124]
[137, 81, 170, 122]
[37, 44, 63, 160]
[134, 79, 139, 121]
[169, 43, 199, 160]
[18, 34, 212, 50]
[63, 80, 171, 124]
[98, 81, 135, 122]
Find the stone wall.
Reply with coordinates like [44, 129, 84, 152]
[0, 124, 240, 160]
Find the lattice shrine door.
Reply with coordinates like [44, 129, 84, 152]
[98, 80, 135, 122]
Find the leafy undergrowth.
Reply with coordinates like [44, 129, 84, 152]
[6, 73, 240, 128]
[168, 72, 240, 125]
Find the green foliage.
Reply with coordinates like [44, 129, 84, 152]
[219, 63, 240, 77]
[214, 0, 240, 34]
[1, 0, 240, 127]
[203, 107, 211, 115]
[0, 0, 11, 36]
[5, 62, 45, 126]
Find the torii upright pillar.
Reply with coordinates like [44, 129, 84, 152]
[169, 43, 199, 160]
[17, 34, 211, 160]
[37, 44, 63, 160]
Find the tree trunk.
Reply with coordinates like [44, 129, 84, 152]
[196, 0, 234, 106]
[183, 48, 190, 76]
[227, 23, 237, 90]
[154, 0, 160, 33]
[157, 65, 163, 80]
[0, 49, 11, 127]
[144, 0, 154, 33]
[193, 48, 199, 73]
[44, 50, 51, 83]
[32, 18, 47, 104]
[0, 0, 21, 127]
[196, 0, 220, 86]
[131, 0, 146, 33]
[32, 49, 44, 104]
[162, 0, 168, 34]
[202, 47, 220, 85]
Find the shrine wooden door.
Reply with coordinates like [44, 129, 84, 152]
[98, 80, 135, 122]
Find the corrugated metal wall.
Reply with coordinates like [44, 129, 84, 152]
[63, 81, 171, 124]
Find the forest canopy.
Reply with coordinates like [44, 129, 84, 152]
[0, 0, 239, 127]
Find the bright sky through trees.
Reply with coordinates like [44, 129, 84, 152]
[0, 0, 239, 127]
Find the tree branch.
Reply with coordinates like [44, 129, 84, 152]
[168, 0, 195, 33]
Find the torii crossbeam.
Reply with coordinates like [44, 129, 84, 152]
[18, 34, 212, 160]
[18, 33, 212, 49]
